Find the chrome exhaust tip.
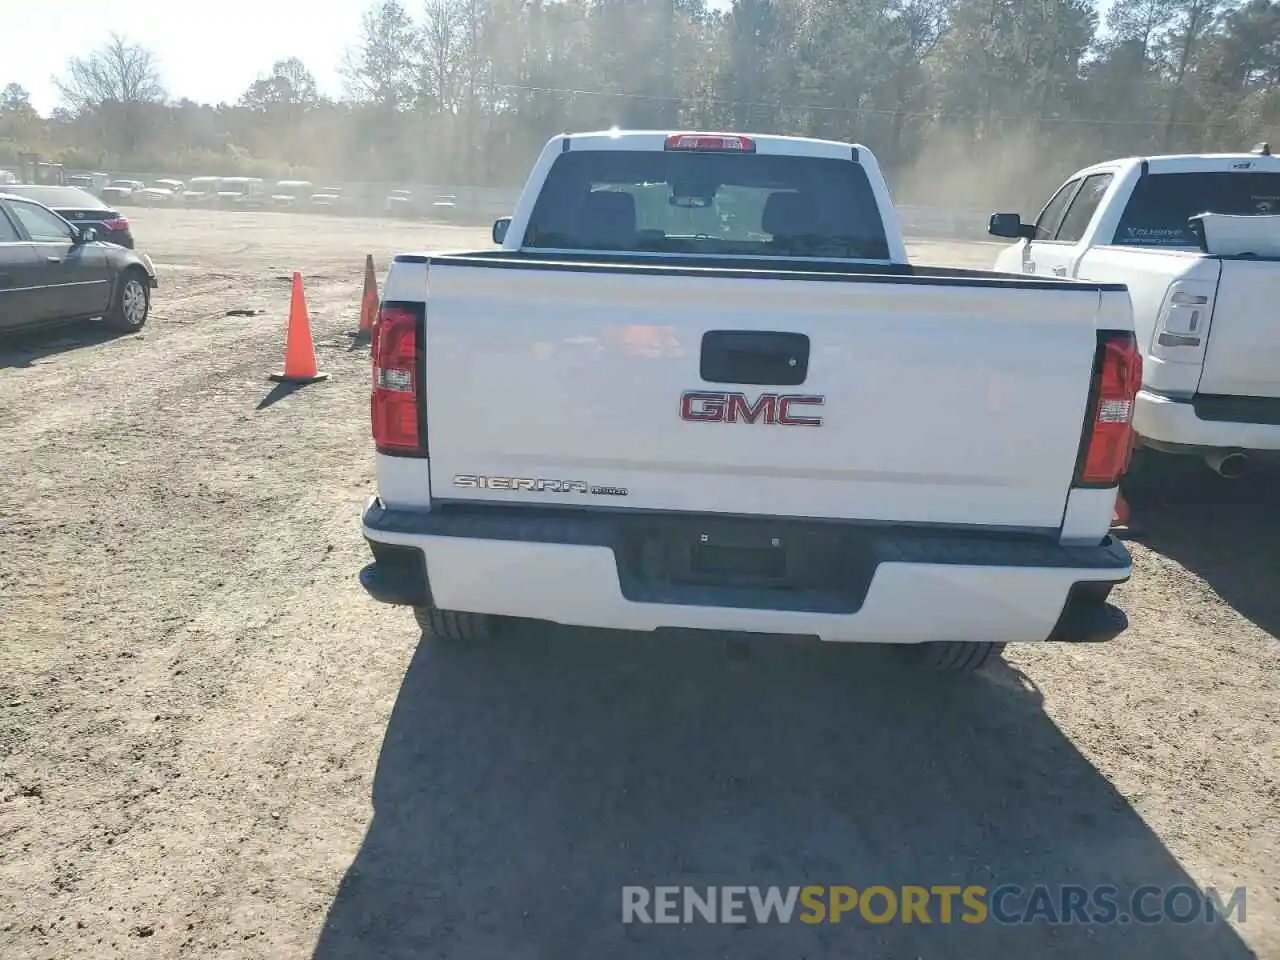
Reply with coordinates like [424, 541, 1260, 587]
[1205, 450, 1250, 479]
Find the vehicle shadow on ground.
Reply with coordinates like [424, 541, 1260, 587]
[1125, 460, 1280, 639]
[312, 630, 1255, 959]
[0, 322, 133, 369]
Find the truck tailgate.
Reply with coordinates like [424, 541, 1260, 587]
[1198, 259, 1280, 398]
[422, 262, 1108, 528]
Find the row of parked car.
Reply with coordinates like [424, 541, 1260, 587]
[0, 164, 474, 336]
[64, 172, 463, 220]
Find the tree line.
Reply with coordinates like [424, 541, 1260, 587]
[2, 0, 1278, 208]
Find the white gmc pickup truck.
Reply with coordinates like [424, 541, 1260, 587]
[359, 130, 1137, 673]
[990, 145, 1280, 480]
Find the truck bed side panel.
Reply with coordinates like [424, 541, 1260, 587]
[1076, 247, 1218, 397]
[1198, 259, 1280, 398]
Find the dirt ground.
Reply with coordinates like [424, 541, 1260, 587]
[1, 208, 1276, 959]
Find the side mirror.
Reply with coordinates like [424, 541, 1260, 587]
[75, 226, 98, 244]
[988, 212, 1034, 240]
[492, 217, 511, 245]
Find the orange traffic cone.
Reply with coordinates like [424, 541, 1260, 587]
[269, 272, 329, 384]
[356, 255, 379, 341]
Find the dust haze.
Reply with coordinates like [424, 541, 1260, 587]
[5, 0, 1270, 212]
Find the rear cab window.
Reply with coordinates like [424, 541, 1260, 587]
[522, 149, 890, 260]
[1113, 171, 1280, 247]
[1033, 179, 1081, 241]
[1055, 173, 1114, 243]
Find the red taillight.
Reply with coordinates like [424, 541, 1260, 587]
[371, 305, 423, 455]
[103, 217, 129, 230]
[664, 133, 756, 153]
[1076, 332, 1142, 486]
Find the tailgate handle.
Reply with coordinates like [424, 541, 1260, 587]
[700, 330, 810, 386]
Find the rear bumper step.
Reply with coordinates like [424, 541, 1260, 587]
[360, 500, 1131, 645]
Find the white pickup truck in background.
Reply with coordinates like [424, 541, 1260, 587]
[359, 130, 1138, 673]
[990, 145, 1280, 480]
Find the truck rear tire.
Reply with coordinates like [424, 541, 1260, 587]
[902, 641, 1003, 673]
[413, 605, 493, 641]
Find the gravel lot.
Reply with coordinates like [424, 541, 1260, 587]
[1, 208, 1276, 959]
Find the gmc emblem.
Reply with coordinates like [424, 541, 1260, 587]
[679, 391, 824, 426]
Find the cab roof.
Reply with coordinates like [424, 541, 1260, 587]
[557, 129, 869, 161]
[1074, 151, 1280, 178]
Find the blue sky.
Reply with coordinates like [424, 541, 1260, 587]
[6, 0, 734, 115]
